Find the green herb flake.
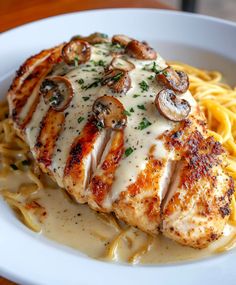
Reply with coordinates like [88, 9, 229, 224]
[147, 75, 154, 80]
[82, 96, 90, 101]
[138, 118, 152, 130]
[137, 104, 146, 111]
[130, 107, 135, 113]
[112, 72, 123, 82]
[96, 121, 104, 131]
[123, 110, 131, 116]
[22, 160, 30, 166]
[139, 81, 149, 93]
[77, 79, 84, 85]
[74, 56, 79, 66]
[124, 147, 134, 157]
[10, 164, 18, 170]
[133, 94, 141, 98]
[77, 117, 85, 124]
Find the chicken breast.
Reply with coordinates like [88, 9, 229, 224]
[7, 33, 234, 248]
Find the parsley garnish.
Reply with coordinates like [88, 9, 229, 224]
[138, 118, 152, 130]
[123, 110, 131, 116]
[10, 164, 18, 170]
[133, 94, 141, 98]
[137, 104, 146, 111]
[83, 78, 101, 90]
[130, 107, 135, 113]
[124, 147, 134, 157]
[77, 79, 84, 85]
[147, 75, 154, 80]
[112, 72, 123, 82]
[77, 117, 85, 124]
[74, 56, 79, 66]
[96, 121, 104, 131]
[82, 96, 90, 101]
[151, 61, 159, 73]
[139, 81, 149, 92]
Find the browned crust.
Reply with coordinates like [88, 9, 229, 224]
[8, 45, 63, 129]
[34, 108, 65, 168]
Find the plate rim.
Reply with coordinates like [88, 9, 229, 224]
[0, 8, 236, 285]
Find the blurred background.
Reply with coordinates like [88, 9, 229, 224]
[1, 0, 236, 33]
[161, 0, 236, 21]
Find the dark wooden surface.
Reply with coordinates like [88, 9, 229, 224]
[0, 0, 173, 284]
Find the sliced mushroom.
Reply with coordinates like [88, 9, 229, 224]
[155, 89, 191, 122]
[156, 66, 189, 94]
[40, 76, 74, 111]
[62, 39, 91, 66]
[102, 69, 131, 94]
[92, 95, 127, 130]
[71, 32, 110, 44]
[125, 40, 157, 60]
[110, 56, 135, 72]
[112, 34, 133, 47]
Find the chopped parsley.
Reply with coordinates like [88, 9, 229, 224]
[10, 164, 18, 170]
[133, 94, 141, 98]
[147, 75, 154, 80]
[139, 81, 149, 92]
[74, 56, 79, 66]
[137, 104, 146, 111]
[82, 96, 90, 101]
[138, 118, 152, 130]
[96, 121, 104, 131]
[82, 78, 101, 90]
[112, 72, 123, 82]
[77, 117, 85, 124]
[151, 61, 159, 73]
[77, 79, 84, 85]
[22, 160, 30, 166]
[123, 110, 131, 116]
[124, 147, 134, 157]
[130, 107, 135, 113]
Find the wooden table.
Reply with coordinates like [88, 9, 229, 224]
[0, 0, 173, 284]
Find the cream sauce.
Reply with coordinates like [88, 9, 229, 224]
[21, 42, 196, 208]
[1, 174, 235, 264]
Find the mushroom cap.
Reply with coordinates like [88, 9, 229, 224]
[40, 76, 74, 111]
[125, 40, 157, 60]
[92, 95, 127, 130]
[62, 39, 91, 66]
[156, 66, 189, 94]
[155, 89, 191, 122]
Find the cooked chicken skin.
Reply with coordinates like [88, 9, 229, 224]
[7, 33, 234, 248]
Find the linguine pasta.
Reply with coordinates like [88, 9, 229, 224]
[1, 62, 236, 263]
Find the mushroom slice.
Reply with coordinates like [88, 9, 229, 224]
[62, 39, 91, 65]
[112, 34, 133, 47]
[71, 32, 110, 44]
[155, 89, 191, 122]
[92, 95, 127, 130]
[102, 69, 131, 94]
[156, 66, 189, 94]
[40, 76, 74, 111]
[110, 56, 135, 72]
[125, 40, 157, 60]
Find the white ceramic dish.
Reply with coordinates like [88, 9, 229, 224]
[0, 8, 236, 285]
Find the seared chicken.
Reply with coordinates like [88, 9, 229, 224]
[7, 33, 234, 248]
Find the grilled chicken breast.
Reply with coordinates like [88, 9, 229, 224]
[7, 33, 234, 248]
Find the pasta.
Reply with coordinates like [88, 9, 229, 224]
[1, 61, 236, 263]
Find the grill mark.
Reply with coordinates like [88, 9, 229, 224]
[90, 131, 124, 205]
[8, 46, 63, 128]
[35, 108, 65, 168]
[64, 119, 100, 184]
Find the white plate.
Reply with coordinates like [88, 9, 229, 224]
[0, 8, 236, 285]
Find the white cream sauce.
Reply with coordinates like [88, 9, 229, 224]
[1, 174, 235, 264]
[21, 42, 196, 208]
